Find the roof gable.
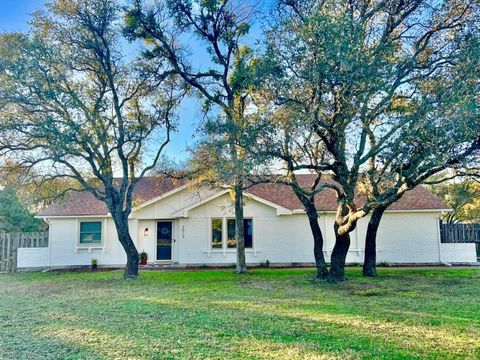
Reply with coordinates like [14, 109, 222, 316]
[171, 189, 293, 218]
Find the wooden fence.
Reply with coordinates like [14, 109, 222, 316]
[0, 232, 48, 273]
[440, 223, 480, 243]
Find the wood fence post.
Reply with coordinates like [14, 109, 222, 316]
[6, 233, 11, 273]
[12, 233, 19, 273]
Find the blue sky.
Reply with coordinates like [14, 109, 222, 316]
[0, 1, 49, 34]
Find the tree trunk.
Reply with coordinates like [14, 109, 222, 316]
[363, 206, 386, 277]
[111, 209, 139, 278]
[303, 200, 328, 278]
[234, 186, 246, 274]
[328, 226, 351, 282]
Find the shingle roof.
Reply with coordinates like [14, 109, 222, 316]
[248, 175, 448, 211]
[38, 175, 447, 217]
[38, 177, 185, 216]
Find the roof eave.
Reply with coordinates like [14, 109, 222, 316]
[35, 214, 111, 219]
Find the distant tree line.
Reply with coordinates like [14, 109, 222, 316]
[430, 178, 480, 224]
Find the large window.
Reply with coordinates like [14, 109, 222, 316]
[227, 219, 253, 249]
[211, 219, 223, 249]
[79, 221, 102, 244]
[211, 218, 253, 250]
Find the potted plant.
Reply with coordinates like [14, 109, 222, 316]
[139, 251, 148, 266]
[91, 258, 98, 271]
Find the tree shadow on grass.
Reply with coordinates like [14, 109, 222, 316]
[30, 294, 480, 360]
[2, 269, 480, 359]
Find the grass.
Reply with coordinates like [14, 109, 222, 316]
[0, 268, 479, 359]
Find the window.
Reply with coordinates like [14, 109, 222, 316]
[244, 219, 253, 248]
[211, 219, 223, 249]
[79, 221, 102, 244]
[227, 219, 236, 248]
[227, 219, 253, 249]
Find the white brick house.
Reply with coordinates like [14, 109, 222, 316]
[27, 175, 477, 269]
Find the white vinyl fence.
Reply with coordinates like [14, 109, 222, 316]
[0, 232, 48, 273]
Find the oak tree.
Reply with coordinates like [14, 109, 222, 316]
[124, 0, 261, 273]
[0, 0, 180, 278]
[262, 0, 479, 281]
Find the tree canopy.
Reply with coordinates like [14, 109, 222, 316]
[0, 186, 44, 233]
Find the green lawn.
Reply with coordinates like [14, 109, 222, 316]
[0, 268, 479, 359]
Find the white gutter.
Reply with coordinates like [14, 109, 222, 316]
[291, 208, 452, 214]
[35, 214, 111, 219]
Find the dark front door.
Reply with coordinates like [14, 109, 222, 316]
[157, 221, 172, 261]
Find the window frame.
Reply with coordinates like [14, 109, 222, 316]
[210, 218, 223, 250]
[209, 217, 253, 251]
[77, 219, 105, 248]
[243, 218, 254, 249]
